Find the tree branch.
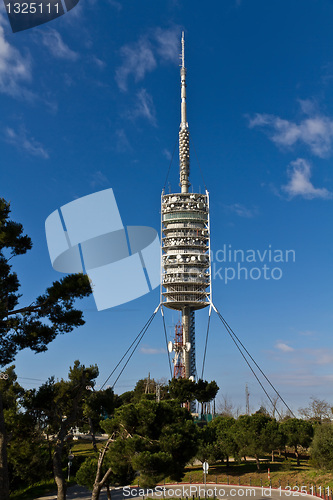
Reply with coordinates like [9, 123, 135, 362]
[6, 302, 47, 316]
[99, 467, 113, 488]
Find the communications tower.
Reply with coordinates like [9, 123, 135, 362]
[161, 32, 211, 380]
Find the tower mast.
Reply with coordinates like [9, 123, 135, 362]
[161, 32, 211, 384]
[179, 31, 190, 194]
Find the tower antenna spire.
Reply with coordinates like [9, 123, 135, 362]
[180, 31, 187, 127]
[179, 31, 190, 193]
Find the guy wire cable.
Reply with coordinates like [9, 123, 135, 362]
[112, 308, 158, 389]
[212, 305, 282, 418]
[201, 304, 212, 379]
[216, 306, 295, 417]
[100, 306, 160, 390]
[161, 306, 173, 378]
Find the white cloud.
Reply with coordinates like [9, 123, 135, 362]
[140, 346, 165, 355]
[91, 56, 106, 69]
[270, 344, 333, 365]
[249, 104, 333, 158]
[225, 203, 258, 218]
[298, 98, 318, 115]
[162, 148, 172, 160]
[39, 29, 79, 61]
[90, 171, 110, 188]
[154, 27, 180, 64]
[299, 330, 316, 336]
[115, 27, 180, 92]
[4, 126, 49, 159]
[115, 129, 131, 153]
[0, 14, 32, 98]
[282, 158, 332, 200]
[275, 342, 294, 353]
[273, 370, 333, 388]
[115, 37, 156, 92]
[107, 0, 122, 10]
[306, 348, 333, 366]
[132, 89, 156, 125]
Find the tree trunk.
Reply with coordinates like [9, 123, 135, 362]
[92, 483, 102, 500]
[52, 375, 89, 499]
[89, 417, 98, 453]
[271, 449, 274, 462]
[46, 431, 53, 465]
[254, 454, 261, 471]
[106, 484, 112, 500]
[53, 438, 66, 500]
[91, 436, 114, 500]
[295, 445, 300, 466]
[0, 391, 9, 500]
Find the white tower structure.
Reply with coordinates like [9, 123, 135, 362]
[161, 32, 211, 380]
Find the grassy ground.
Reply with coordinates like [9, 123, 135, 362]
[170, 457, 333, 491]
[71, 440, 105, 456]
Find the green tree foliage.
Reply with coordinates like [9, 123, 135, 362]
[168, 377, 196, 404]
[82, 387, 117, 451]
[196, 422, 222, 464]
[168, 378, 219, 413]
[0, 198, 92, 500]
[233, 414, 280, 470]
[25, 361, 99, 500]
[106, 399, 198, 484]
[75, 453, 128, 500]
[77, 399, 198, 499]
[310, 424, 333, 469]
[0, 366, 52, 492]
[195, 380, 219, 415]
[77, 434, 135, 500]
[281, 418, 313, 466]
[261, 414, 286, 462]
[212, 416, 238, 466]
[76, 457, 101, 491]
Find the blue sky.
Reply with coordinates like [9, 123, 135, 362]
[1, 0, 333, 415]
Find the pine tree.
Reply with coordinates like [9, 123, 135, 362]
[0, 198, 92, 500]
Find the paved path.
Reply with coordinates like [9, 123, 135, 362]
[36, 483, 321, 500]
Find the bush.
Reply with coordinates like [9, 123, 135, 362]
[310, 424, 333, 470]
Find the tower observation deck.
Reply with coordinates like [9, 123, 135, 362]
[161, 32, 211, 380]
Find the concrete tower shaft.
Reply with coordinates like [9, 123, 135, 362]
[161, 33, 211, 381]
